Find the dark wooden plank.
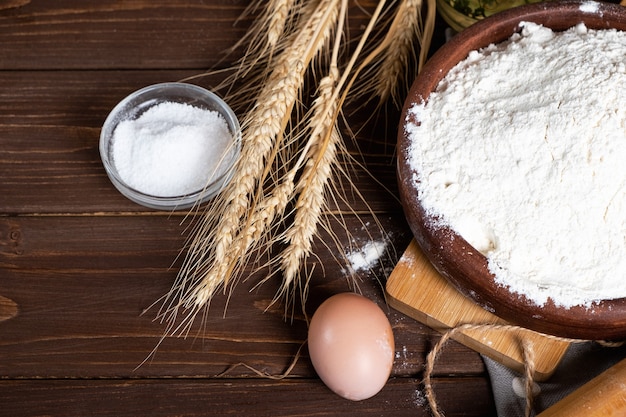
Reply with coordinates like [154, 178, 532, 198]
[0, 0, 385, 71]
[0, 211, 413, 274]
[0, 215, 486, 378]
[0, 123, 400, 214]
[0, 378, 496, 417]
[0, 70, 214, 127]
[0, 1, 498, 414]
[0, 0, 251, 70]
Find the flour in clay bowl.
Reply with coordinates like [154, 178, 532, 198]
[397, 1, 626, 340]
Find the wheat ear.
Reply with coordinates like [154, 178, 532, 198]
[175, 0, 341, 322]
[273, 0, 392, 307]
[266, 0, 300, 53]
[374, 0, 424, 106]
[278, 69, 341, 299]
[347, 0, 436, 111]
[230, 0, 302, 72]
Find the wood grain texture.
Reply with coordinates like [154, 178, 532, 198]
[0, 1, 497, 415]
[0, 0, 385, 71]
[0, 378, 494, 417]
[0, 122, 398, 214]
[386, 240, 570, 381]
[0, 215, 485, 378]
[0, 71, 399, 215]
[0, 0, 250, 70]
[0, 295, 18, 322]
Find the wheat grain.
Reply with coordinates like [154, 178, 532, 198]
[279, 131, 342, 287]
[269, 0, 394, 307]
[236, 170, 296, 268]
[206, 0, 340, 295]
[269, 0, 352, 305]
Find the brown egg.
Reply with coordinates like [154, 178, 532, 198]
[308, 292, 395, 401]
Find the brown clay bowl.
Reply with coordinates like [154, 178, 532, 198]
[397, 0, 626, 341]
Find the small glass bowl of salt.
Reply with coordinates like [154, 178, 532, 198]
[100, 82, 241, 210]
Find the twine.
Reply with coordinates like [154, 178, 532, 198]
[421, 323, 611, 417]
[216, 340, 306, 380]
[521, 338, 535, 417]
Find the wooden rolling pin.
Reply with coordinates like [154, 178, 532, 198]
[537, 357, 626, 416]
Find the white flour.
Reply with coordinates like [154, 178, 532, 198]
[346, 240, 388, 272]
[405, 22, 626, 308]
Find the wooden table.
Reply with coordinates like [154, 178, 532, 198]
[0, 1, 496, 415]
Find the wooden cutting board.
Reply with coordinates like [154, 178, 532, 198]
[386, 239, 570, 381]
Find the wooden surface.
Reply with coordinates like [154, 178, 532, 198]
[0, 1, 496, 416]
[386, 239, 570, 381]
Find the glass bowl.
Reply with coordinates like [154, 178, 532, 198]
[100, 82, 241, 210]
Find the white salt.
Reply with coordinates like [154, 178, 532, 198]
[112, 101, 233, 197]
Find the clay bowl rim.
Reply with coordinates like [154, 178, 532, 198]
[397, 0, 626, 341]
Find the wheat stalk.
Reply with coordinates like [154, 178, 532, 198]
[347, 0, 436, 110]
[198, 0, 339, 298]
[275, 0, 347, 295]
[154, 0, 437, 342]
[374, 0, 424, 106]
[271, 0, 395, 309]
[230, 0, 302, 72]
[235, 170, 297, 271]
[422, 0, 437, 68]
[158, 0, 342, 336]
[277, 69, 341, 301]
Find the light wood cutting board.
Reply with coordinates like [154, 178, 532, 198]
[386, 239, 570, 381]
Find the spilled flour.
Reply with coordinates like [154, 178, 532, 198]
[346, 240, 388, 272]
[405, 22, 626, 308]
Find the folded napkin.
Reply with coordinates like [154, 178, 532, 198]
[483, 341, 626, 416]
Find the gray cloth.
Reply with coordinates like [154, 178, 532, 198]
[482, 342, 626, 416]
